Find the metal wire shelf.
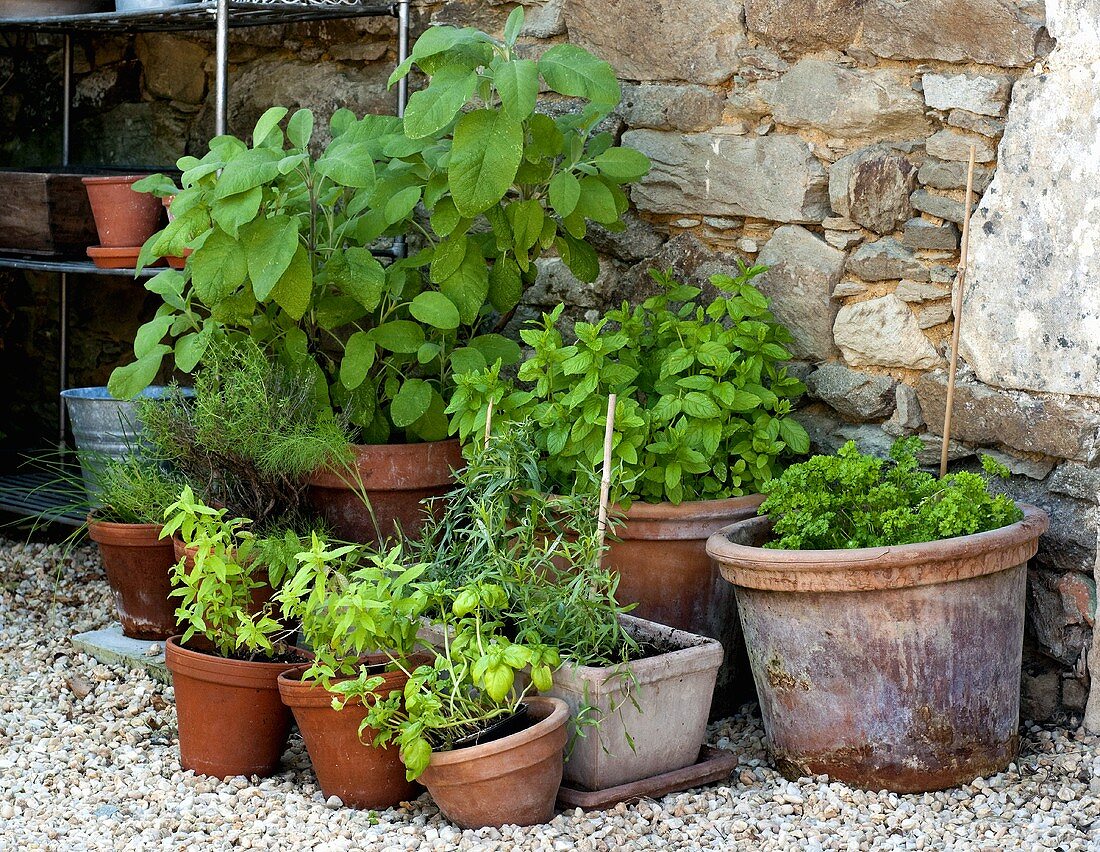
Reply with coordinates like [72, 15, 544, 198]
[0, 1, 397, 32]
[0, 471, 86, 526]
[0, 255, 163, 276]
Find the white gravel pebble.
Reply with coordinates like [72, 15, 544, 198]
[1, 537, 1099, 851]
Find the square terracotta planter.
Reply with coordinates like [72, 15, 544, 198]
[546, 614, 722, 792]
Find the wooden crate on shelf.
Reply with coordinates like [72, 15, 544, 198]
[0, 169, 98, 256]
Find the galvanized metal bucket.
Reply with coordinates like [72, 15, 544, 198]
[60, 386, 174, 496]
[706, 505, 1050, 793]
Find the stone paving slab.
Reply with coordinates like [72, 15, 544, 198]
[72, 623, 170, 685]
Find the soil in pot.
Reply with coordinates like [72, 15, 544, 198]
[306, 440, 464, 546]
[82, 175, 164, 248]
[87, 516, 177, 639]
[166, 636, 308, 779]
[419, 696, 568, 829]
[706, 505, 1050, 793]
[277, 658, 420, 810]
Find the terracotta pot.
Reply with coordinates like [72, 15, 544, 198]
[706, 504, 1050, 793]
[172, 537, 279, 615]
[601, 494, 763, 716]
[278, 658, 420, 809]
[306, 440, 464, 546]
[85, 244, 158, 269]
[165, 636, 301, 778]
[419, 696, 568, 829]
[82, 175, 164, 248]
[167, 247, 192, 269]
[87, 516, 178, 639]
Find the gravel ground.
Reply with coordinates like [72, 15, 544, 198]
[1, 537, 1099, 852]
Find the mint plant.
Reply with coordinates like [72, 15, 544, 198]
[759, 437, 1024, 550]
[448, 266, 810, 505]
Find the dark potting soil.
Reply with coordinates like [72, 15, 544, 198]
[181, 641, 310, 665]
[451, 704, 531, 750]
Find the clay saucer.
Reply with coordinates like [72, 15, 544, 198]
[86, 245, 164, 270]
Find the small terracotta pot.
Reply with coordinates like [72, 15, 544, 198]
[172, 537, 279, 616]
[166, 636, 300, 779]
[167, 247, 192, 269]
[306, 440, 464, 546]
[87, 515, 177, 639]
[82, 175, 164, 248]
[278, 658, 420, 809]
[419, 696, 568, 829]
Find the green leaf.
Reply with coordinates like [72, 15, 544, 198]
[449, 346, 487, 376]
[469, 333, 522, 368]
[526, 114, 564, 161]
[682, 392, 721, 419]
[503, 5, 524, 46]
[287, 108, 315, 149]
[252, 106, 288, 147]
[779, 418, 810, 455]
[107, 346, 169, 399]
[440, 247, 489, 324]
[429, 236, 468, 284]
[174, 327, 212, 373]
[548, 171, 580, 218]
[495, 59, 539, 122]
[505, 200, 543, 253]
[409, 291, 461, 330]
[409, 389, 449, 441]
[391, 379, 433, 427]
[315, 141, 377, 189]
[212, 147, 282, 199]
[556, 234, 600, 283]
[134, 316, 172, 359]
[373, 320, 425, 354]
[487, 256, 523, 313]
[242, 215, 299, 301]
[430, 198, 462, 238]
[448, 109, 524, 216]
[339, 247, 386, 310]
[576, 176, 619, 224]
[269, 244, 313, 320]
[402, 66, 479, 139]
[340, 331, 376, 390]
[537, 44, 621, 106]
[190, 228, 248, 305]
[594, 146, 651, 182]
[385, 186, 422, 225]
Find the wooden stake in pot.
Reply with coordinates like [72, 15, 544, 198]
[596, 394, 617, 553]
[939, 145, 978, 479]
[484, 398, 495, 448]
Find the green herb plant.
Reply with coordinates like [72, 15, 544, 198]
[448, 266, 810, 505]
[87, 453, 188, 525]
[759, 437, 1024, 550]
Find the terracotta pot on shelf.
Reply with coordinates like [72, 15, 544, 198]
[165, 636, 303, 779]
[277, 657, 421, 810]
[599, 494, 764, 716]
[81, 175, 164, 248]
[87, 515, 177, 639]
[706, 504, 1050, 793]
[306, 440, 465, 546]
[419, 696, 568, 829]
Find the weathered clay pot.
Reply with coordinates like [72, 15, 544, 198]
[81, 175, 163, 247]
[706, 504, 1050, 793]
[166, 636, 301, 779]
[277, 659, 420, 809]
[419, 696, 568, 829]
[87, 515, 177, 639]
[547, 614, 722, 792]
[306, 440, 464, 546]
[602, 494, 763, 715]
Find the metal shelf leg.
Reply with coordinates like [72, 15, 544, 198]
[214, 0, 229, 135]
[59, 34, 72, 451]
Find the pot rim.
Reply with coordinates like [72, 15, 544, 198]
[87, 514, 165, 542]
[81, 174, 151, 185]
[706, 503, 1049, 593]
[308, 438, 464, 490]
[166, 635, 303, 688]
[425, 696, 568, 769]
[277, 652, 428, 708]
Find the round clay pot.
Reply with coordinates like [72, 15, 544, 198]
[87, 515, 177, 639]
[706, 504, 1050, 793]
[82, 175, 164, 248]
[419, 696, 568, 829]
[602, 494, 764, 715]
[306, 440, 465, 546]
[166, 636, 300, 779]
[278, 658, 420, 809]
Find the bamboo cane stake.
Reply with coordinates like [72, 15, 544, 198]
[483, 398, 494, 448]
[940, 145, 978, 479]
[596, 394, 618, 552]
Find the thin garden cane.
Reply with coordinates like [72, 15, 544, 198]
[596, 394, 618, 553]
[483, 398, 494, 448]
[940, 145, 978, 479]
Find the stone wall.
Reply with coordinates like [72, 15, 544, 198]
[1, 0, 1096, 716]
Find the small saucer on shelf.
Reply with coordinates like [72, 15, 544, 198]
[86, 245, 163, 270]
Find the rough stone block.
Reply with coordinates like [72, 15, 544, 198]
[834, 295, 942, 369]
[829, 145, 917, 234]
[911, 189, 968, 225]
[135, 35, 208, 105]
[72, 624, 170, 685]
[807, 363, 897, 421]
[917, 158, 995, 191]
[948, 109, 1008, 138]
[926, 129, 997, 163]
[921, 72, 1012, 116]
[847, 237, 930, 282]
[903, 218, 960, 250]
[895, 279, 952, 302]
[623, 130, 830, 223]
[618, 84, 728, 132]
[1048, 462, 1100, 501]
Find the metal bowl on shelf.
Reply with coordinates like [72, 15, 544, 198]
[113, 0, 196, 11]
[0, 0, 112, 18]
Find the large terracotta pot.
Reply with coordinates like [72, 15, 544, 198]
[602, 494, 764, 715]
[306, 440, 464, 546]
[419, 697, 568, 829]
[706, 504, 1050, 793]
[87, 516, 177, 639]
[166, 636, 301, 779]
[277, 659, 420, 809]
[81, 175, 163, 247]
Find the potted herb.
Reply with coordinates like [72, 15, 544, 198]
[161, 486, 306, 779]
[107, 8, 647, 546]
[274, 537, 429, 810]
[448, 267, 808, 710]
[706, 439, 1049, 793]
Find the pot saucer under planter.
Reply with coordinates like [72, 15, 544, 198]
[87, 515, 177, 639]
[419, 696, 568, 829]
[82, 175, 163, 248]
[166, 636, 303, 779]
[706, 504, 1050, 794]
[306, 439, 464, 546]
[166, 247, 192, 269]
[601, 494, 763, 716]
[277, 659, 420, 810]
[546, 614, 722, 792]
[86, 245, 157, 269]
